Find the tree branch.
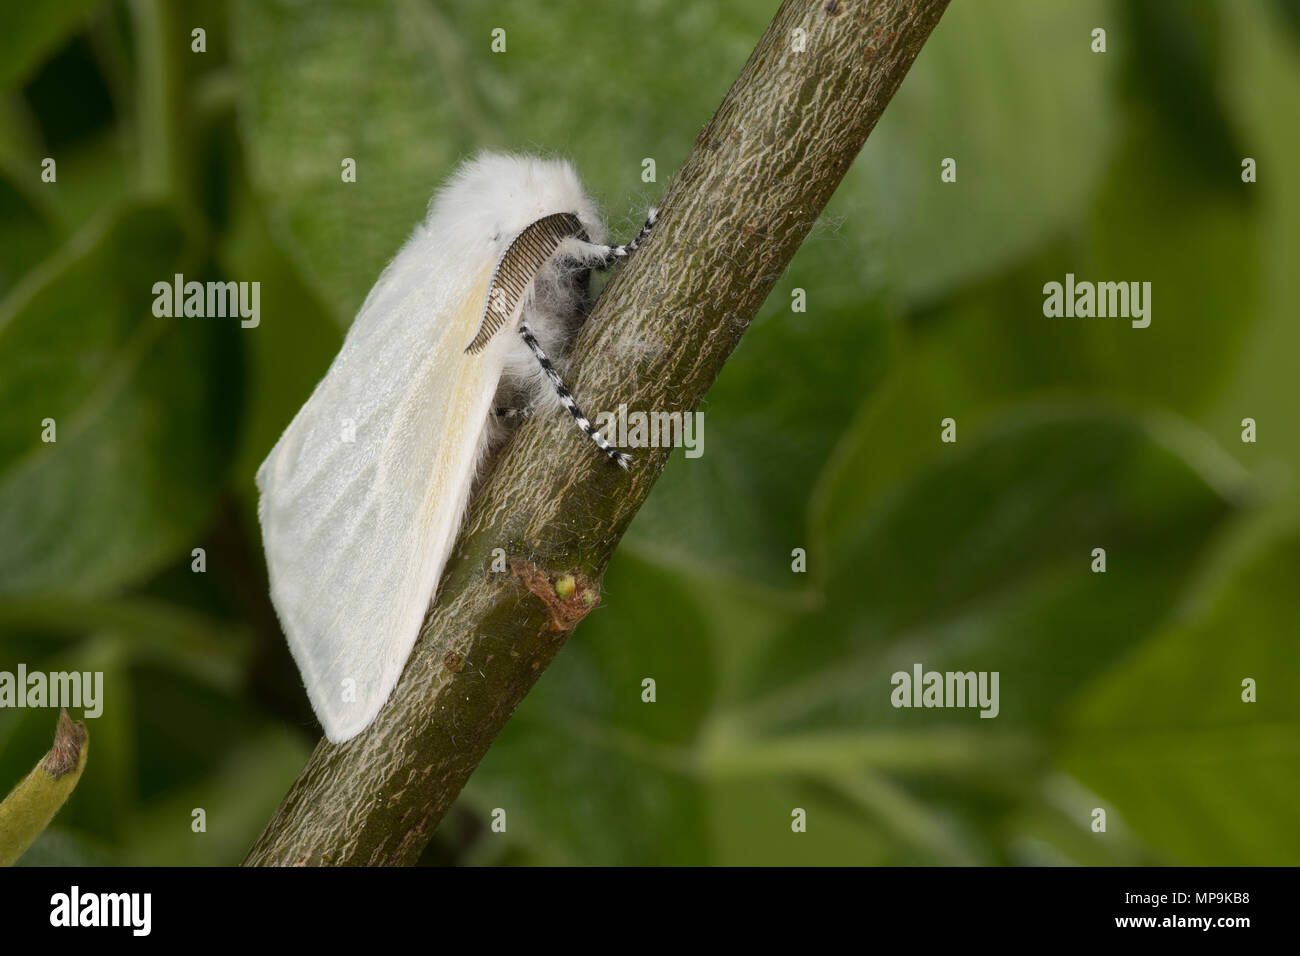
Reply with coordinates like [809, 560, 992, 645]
[245, 0, 950, 866]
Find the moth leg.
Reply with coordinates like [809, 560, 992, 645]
[493, 404, 534, 422]
[606, 207, 659, 262]
[517, 323, 631, 469]
[567, 208, 659, 270]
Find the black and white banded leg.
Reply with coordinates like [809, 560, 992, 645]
[518, 323, 630, 469]
[604, 208, 658, 262]
[571, 208, 658, 269]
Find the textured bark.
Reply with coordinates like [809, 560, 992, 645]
[245, 0, 950, 866]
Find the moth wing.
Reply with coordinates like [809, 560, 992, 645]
[257, 245, 500, 743]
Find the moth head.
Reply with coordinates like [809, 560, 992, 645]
[465, 211, 590, 355]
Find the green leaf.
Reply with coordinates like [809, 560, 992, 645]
[856, 0, 1116, 303]
[751, 407, 1244, 734]
[1117, 0, 1242, 188]
[1075, 123, 1257, 412]
[0, 0, 103, 92]
[231, 0, 476, 325]
[812, 143, 1257, 566]
[0, 203, 239, 597]
[1064, 530, 1300, 864]
[123, 727, 311, 865]
[0, 595, 252, 693]
[1207, 0, 1300, 509]
[40, 132, 139, 235]
[0, 170, 56, 296]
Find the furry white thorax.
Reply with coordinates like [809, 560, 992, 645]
[456, 157, 604, 460]
[417, 153, 609, 451]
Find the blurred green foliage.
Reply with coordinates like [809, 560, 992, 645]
[0, 0, 1297, 865]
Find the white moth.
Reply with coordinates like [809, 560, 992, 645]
[256, 152, 657, 743]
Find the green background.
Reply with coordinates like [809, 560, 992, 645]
[1, 0, 1297, 865]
